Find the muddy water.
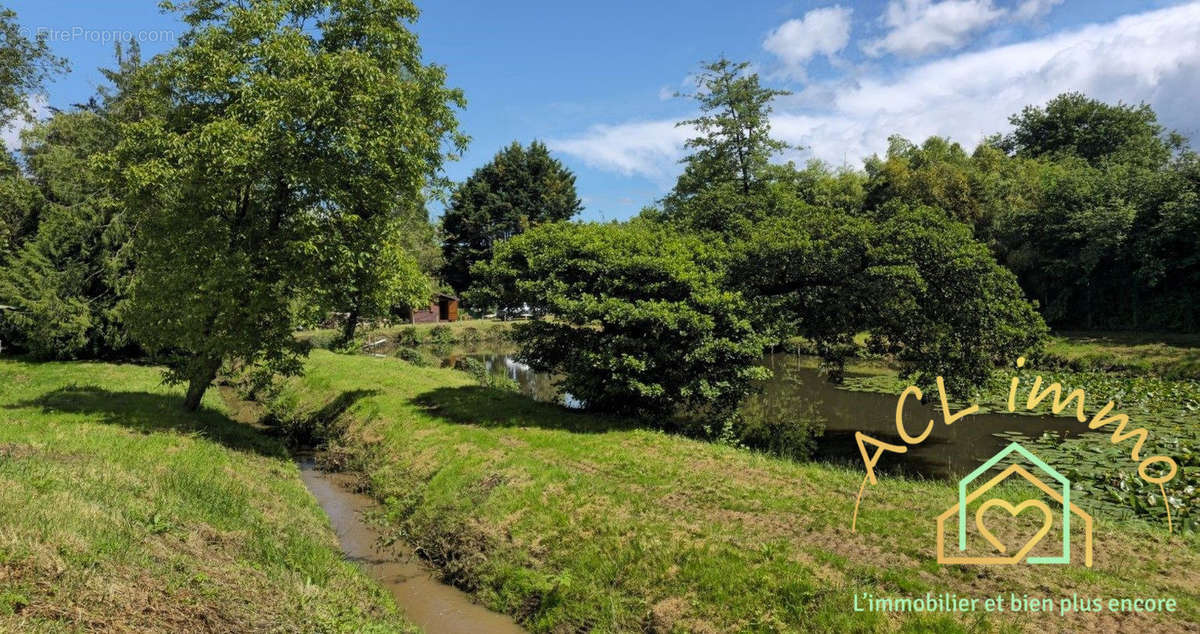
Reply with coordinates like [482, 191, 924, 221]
[418, 345, 1096, 480]
[297, 459, 525, 634]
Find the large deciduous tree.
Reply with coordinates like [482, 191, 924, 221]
[113, 0, 465, 410]
[440, 140, 581, 296]
[1001, 92, 1182, 169]
[469, 221, 771, 422]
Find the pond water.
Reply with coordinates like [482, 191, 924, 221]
[393, 343, 1096, 481]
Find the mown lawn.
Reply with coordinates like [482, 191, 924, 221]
[273, 351, 1200, 633]
[0, 358, 416, 632]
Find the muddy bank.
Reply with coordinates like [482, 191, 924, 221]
[297, 458, 525, 634]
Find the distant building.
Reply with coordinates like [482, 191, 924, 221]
[402, 294, 459, 324]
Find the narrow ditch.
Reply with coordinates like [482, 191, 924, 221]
[297, 457, 526, 634]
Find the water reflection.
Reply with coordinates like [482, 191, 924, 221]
[393, 343, 1093, 480]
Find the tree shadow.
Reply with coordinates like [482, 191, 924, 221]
[312, 389, 380, 426]
[413, 385, 638, 434]
[7, 385, 287, 458]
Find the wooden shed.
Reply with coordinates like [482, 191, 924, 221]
[406, 294, 459, 324]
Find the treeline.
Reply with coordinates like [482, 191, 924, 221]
[861, 94, 1199, 331]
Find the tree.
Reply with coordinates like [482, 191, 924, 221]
[0, 6, 65, 256]
[0, 7, 64, 128]
[469, 221, 770, 422]
[112, 0, 465, 410]
[317, 212, 432, 344]
[440, 140, 581, 295]
[731, 206, 1047, 395]
[672, 58, 791, 200]
[1002, 92, 1181, 169]
[0, 45, 143, 359]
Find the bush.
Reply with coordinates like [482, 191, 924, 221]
[331, 334, 366, 354]
[454, 357, 488, 382]
[429, 324, 455, 344]
[395, 327, 420, 347]
[395, 346, 433, 367]
[304, 331, 339, 350]
[459, 326, 482, 343]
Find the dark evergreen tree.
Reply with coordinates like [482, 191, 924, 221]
[440, 140, 582, 295]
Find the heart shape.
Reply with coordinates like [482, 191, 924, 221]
[975, 498, 1053, 558]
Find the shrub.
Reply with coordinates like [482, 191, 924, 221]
[395, 327, 420, 347]
[453, 356, 519, 392]
[454, 357, 488, 382]
[429, 324, 455, 344]
[733, 396, 825, 461]
[395, 346, 433, 367]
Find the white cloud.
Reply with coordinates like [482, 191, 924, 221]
[864, 0, 1006, 58]
[763, 6, 853, 78]
[550, 3, 1200, 185]
[1, 95, 51, 151]
[549, 120, 693, 183]
[1014, 0, 1064, 22]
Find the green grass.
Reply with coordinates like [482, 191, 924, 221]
[0, 358, 416, 632]
[1043, 331, 1200, 380]
[298, 318, 516, 350]
[269, 350, 1200, 633]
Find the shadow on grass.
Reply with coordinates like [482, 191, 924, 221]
[414, 385, 638, 434]
[7, 385, 286, 458]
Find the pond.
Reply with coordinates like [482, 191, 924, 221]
[389, 343, 1097, 481]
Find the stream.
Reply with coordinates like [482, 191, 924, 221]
[297, 458, 526, 634]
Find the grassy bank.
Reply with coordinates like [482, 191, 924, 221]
[1043, 331, 1200, 380]
[269, 350, 1199, 633]
[0, 358, 416, 632]
[298, 318, 516, 350]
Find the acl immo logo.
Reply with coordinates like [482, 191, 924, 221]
[850, 358, 1181, 566]
[935, 442, 1092, 566]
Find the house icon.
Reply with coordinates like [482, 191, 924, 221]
[936, 441, 1093, 566]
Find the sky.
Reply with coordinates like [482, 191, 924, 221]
[6, 0, 1200, 221]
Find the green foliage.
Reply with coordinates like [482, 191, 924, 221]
[670, 57, 791, 203]
[736, 388, 825, 461]
[428, 324, 455, 344]
[1002, 91, 1181, 168]
[111, 0, 465, 409]
[395, 327, 421, 347]
[441, 140, 582, 295]
[471, 221, 772, 422]
[394, 345, 433, 366]
[0, 47, 143, 359]
[316, 214, 433, 344]
[0, 8, 64, 130]
[659, 58, 793, 234]
[732, 206, 1047, 396]
[858, 94, 1200, 332]
[0, 7, 65, 256]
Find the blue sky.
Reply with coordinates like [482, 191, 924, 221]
[7, 0, 1199, 221]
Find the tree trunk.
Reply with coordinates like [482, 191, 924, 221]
[342, 308, 360, 344]
[183, 356, 223, 411]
